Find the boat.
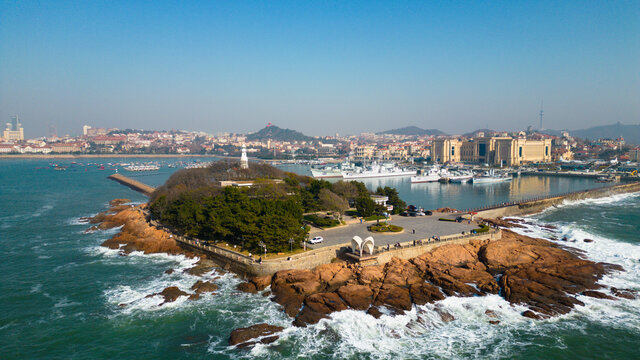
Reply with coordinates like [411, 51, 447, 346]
[448, 170, 474, 183]
[310, 166, 343, 178]
[342, 162, 416, 179]
[311, 160, 360, 179]
[124, 164, 160, 171]
[411, 166, 441, 183]
[472, 170, 512, 184]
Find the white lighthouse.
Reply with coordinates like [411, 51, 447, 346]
[240, 144, 249, 169]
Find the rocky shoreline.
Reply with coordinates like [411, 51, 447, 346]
[90, 199, 637, 349]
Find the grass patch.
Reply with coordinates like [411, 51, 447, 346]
[474, 223, 490, 233]
[438, 218, 456, 222]
[369, 224, 403, 233]
[304, 214, 341, 228]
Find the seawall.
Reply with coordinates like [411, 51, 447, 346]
[173, 230, 501, 277]
[108, 174, 156, 196]
[476, 181, 640, 218]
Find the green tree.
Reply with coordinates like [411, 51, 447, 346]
[376, 186, 406, 214]
[318, 188, 349, 220]
[355, 195, 376, 217]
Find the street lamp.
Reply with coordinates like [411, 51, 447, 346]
[289, 238, 294, 252]
[258, 241, 266, 257]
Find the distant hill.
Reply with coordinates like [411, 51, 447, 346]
[246, 125, 314, 142]
[377, 126, 446, 136]
[570, 123, 640, 145]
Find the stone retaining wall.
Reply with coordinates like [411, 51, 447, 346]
[476, 181, 640, 218]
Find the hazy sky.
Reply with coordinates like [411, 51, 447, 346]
[1, 1, 639, 138]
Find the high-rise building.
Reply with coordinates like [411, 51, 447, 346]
[432, 136, 552, 165]
[3, 115, 24, 141]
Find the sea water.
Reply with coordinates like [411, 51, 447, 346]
[1, 158, 638, 359]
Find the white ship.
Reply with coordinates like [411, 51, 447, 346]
[124, 164, 160, 171]
[410, 166, 441, 183]
[310, 166, 343, 178]
[448, 170, 474, 183]
[342, 162, 416, 179]
[472, 170, 512, 184]
[311, 160, 358, 179]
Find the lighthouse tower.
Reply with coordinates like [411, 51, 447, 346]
[240, 144, 249, 169]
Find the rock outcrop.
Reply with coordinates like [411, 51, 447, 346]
[92, 203, 183, 255]
[240, 230, 625, 326]
[229, 323, 284, 348]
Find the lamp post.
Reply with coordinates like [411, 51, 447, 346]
[289, 238, 294, 252]
[259, 241, 266, 257]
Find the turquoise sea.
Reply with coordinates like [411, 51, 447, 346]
[1, 158, 639, 359]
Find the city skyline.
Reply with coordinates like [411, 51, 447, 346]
[1, 1, 639, 138]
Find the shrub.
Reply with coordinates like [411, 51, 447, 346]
[369, 224, 403, 233]
[304, 214, 341, 228]
[438, 218, 456, 222]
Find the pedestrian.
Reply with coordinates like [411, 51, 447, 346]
[413, 239, 416, 246]
[360, 218, 363, 224]
[412, 229, 415, 234]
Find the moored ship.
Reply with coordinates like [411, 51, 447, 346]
[343, 162, 416, 179]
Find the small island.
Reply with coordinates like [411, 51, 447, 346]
[92, 162, 639, 349]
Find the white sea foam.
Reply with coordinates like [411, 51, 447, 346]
[558, 191, 640, 208]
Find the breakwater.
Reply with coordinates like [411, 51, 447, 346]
[107, 174, 156, 196]
[473, 181, 640, 218]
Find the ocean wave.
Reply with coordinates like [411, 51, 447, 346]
[558, 191, 640, 209]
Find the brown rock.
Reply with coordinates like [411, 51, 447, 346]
[367, 307, 383, 319]
[409, 283, 444, 305]
[98, 204, 182, 255]
[250, 276, 273, 291]
[293, 292, 348, 326]
[374, 284, 412, 313]
[337, 284, 374, 310]
[583, 239, 594, 243]
[582, 290, 615, 300]
[188, 294, 201, 301]
[191, 280, 218, 294]
[611, 287, 637, 300]
[521, 310, 543, 320]
[357, 265, 385, 285]
[229, 323, 284, 347]
[236, 282, 258, 294]
[146, 286, 189, 305]
[164, 269, 174, 275]
[489, 320, 500, 325]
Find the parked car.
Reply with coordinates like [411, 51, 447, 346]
[309, 236, 324, 244]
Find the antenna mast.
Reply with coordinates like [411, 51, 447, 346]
[539, 100, 544, 130]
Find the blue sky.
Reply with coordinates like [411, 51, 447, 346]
[1, 0, 638, 137]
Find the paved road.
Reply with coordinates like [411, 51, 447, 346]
[307, 212, 477, 249]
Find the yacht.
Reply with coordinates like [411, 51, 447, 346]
[472, 170, 512, 184]
[124, 164, 160, 171]
[410, 166, 441, 183]
[342, 162, 416, 179]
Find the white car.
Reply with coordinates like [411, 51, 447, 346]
[309, 236, 324, 244]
